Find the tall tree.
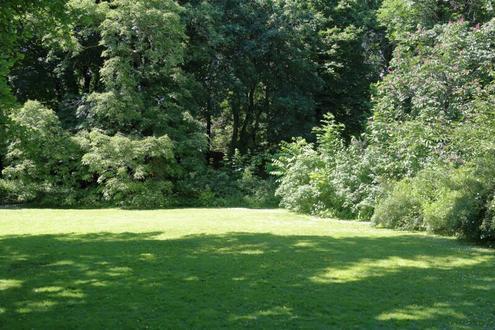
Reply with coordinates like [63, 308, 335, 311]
[308, 0, 387, 137]
[75, 0, 207, 201]
[369, 19, 495, 180]
[378, 0, 495, 42]
[0, 0, 68, 172]
[183, 0, 323, 156]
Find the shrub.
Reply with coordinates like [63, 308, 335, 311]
[372, 179, 424, 230]
[123, 181, 175, 209]
[273, 115, 376, 219]
[421, 167, 484, 237]
[239, 168, 279, 208]
[0, 179, 19, 205]
[77, 130, 175, 208]
[373, 162, 495, 241]
[481, 193, 495, 241]
[175, 151, 279, 209]
[328, 138, 376, 219]
[272, 138, 323, 214]
[423, 190, 480, 236]
[1, 101, 83, 205]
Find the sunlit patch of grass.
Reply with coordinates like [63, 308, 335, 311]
[231, 306, 294, 321]
[0, 279, 22, 291]
[0, 208, 494, 328]
[376, 303, 465, 321]
[33, 286, 63, 293]
[311, 255, 492, 284]
[16, 300, 57, 314]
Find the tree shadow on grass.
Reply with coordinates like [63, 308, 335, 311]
[0, 232, 494, 328]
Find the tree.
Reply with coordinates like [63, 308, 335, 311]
[2, 100, 82, 204]
[272, 18, 495, 231]
[3, 0, 208, 206]
[306, 0, 387, 137]
[378, 0, 495, 42]
[369, 19, 495, 180]
[0, 0, 68, 173]
[183, 0, 325, 156]
[75, 0, 206, 202]
[78, 130, 175, 208]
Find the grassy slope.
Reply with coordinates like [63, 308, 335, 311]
[0, 208, 494, 329]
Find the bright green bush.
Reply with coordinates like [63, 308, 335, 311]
[421, 167, 484, 237]
[2, 101, 83, 205]
[272, 138, 323, 214]
[372, 179, 424, 230]
[273, 115, 375, 219]
[0, 179, 17, 204]
[423, 190, 480, 236]
[77, 130, 175, 208]
[327, 139, 376, 219]
[238, 167, 279, 208]
[373, 162, 495, 241]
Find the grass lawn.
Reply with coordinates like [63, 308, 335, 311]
[0, 208, 494, 329]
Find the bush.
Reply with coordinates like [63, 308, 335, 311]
[1, 101, 83, 205]
[273, 115, 375, 219]
[239, 168, 280, 208]
[328, 138, 376, 219]
[0, 179, 19, 205]
[272, 138, 323, 214]
[423, 190, 480, 236]
[373, 162, 495, 241]
[77, 130, 175, 209]
[175, 150, 279, 209]
[481, 193, 495, 241]
[372, 179, 424, 230]
[123, 181, 175, 209]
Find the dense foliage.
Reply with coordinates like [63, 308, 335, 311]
[273, 13, 495, 242]
[1, 1, 494, 241]
[0, 0, 383, 208]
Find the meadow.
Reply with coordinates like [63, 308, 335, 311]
[0, 208, 494, 328]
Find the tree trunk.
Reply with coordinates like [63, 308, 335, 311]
[229, 93, 241, 158]
[206, 97, 213, 151]
[252, 85, 268, 148]
[239, 85, 256, 154]
[83, 67, 94, 93]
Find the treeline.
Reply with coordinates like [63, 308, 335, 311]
[273, 1, 495, 242]
[1, 1, 495, 242]
[0, 0, 384, 207]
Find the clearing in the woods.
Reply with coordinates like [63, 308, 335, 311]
[0, 208, 494, 328]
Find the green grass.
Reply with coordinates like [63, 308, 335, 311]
[0, 208, 494, 329]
